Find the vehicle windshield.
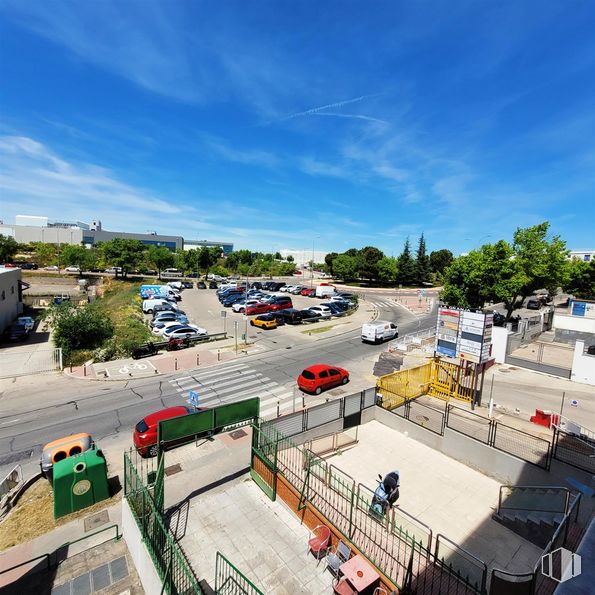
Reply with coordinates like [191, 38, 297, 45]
[135, 420, 149, 433]
[301, 370, 315, 380]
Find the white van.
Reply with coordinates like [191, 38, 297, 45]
[315, 285, 336, 298]
[167, 281, 184, 291]
[143, 298, 170, 314]
[163, 268, 183, 277]
[361, 321, 398, 344]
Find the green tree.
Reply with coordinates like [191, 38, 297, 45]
[429, 249, 454, 275]
[566, 259, 595, 299]
[440, 250, 487, 309]
[0, 234, 18, 263]
[332, 254, 358, 281]
[61, 244, 96, 273]
[198, 246, 220, 278]
[43, 302, 113, 358]
[147, 245, 174, 279]
[377, 256, 399, 284]
[358, 246, 385, 280]
[286, 255, 294, 263]
[225, 252, 240, 271]
[274, 251, 282, 260]
[397, 239, 416, 285]
[414, 233, 430, 285]
[31, 242, 57, 267]
[98, 239, 145, 277]
[325, 252, 338, 276]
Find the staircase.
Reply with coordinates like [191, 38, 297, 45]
[492, 485, 572, 548]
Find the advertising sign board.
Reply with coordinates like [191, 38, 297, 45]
[435, 308, 493, 363]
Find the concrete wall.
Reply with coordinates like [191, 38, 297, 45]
[122, 498, 163, 595]
[554, 312, 595, 334]
[84, 229, 183, 250]
[491, 326, 510, 363]
[0, 268, 22, 333]
[4, 224, 84, 245]
[571, 340, 595, 386]
[373, 406, 593, 488]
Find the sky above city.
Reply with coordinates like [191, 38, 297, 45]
[0, 1, 593, 256]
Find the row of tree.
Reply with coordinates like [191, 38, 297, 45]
[441, 222, 594, 317]
[324, 235, 453, 286]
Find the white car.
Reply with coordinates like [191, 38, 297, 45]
[329, 295, 349, 304]
[279, 285, 292, 292]
[232, 299, 259, 313]
[17, 316, 35, 331]
[307, 305, 333, 319]
[105, 267, 122, 274]
[44, 265, 59, 271]
[164, 326, 208, 340]
[154, 321, 197, 336]
[65, 266, 81, 273]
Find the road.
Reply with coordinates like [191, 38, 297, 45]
[0, 292, 438, 477]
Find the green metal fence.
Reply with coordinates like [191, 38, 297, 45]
[254, 420, 486, 594]
[215, 552, 264, 595]
[124, 452, 202, 595]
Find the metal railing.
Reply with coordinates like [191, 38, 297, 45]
[124, 452, 201, 594]
[215, 552, 264, 594]
[0, 348, 63, 378]
[388, 327, 436, 353]
[0, 464, 22, 500]
[497, 486, 570, 515]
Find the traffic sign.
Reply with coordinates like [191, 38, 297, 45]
[220, 310, 227, 318]
[187, 390, 200, 408]
[571, 399, 578, 408]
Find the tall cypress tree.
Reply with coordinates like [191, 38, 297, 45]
[415, 233, 430, 285]
[397, 238, 416, 285]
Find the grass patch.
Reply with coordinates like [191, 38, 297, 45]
[0, 478, 121, 551]
[301, 325, 334, 334]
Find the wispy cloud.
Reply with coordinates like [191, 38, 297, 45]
[203, 137, 279, 168]
[313, 112, 388, 125]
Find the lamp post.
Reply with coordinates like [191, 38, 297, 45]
[310, 235, 320, 288]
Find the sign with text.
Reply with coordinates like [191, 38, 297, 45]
[435, 308, 493, 363]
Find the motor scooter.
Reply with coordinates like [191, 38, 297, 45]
[132, 342, 158, 360]
[369, 471, 400, 519]
[166, 337, 190, 351]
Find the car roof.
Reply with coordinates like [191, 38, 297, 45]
[302, 363, 340, 373]
[143, 406, 190, 426]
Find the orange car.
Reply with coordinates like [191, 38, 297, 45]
[40, 433, 94, 479]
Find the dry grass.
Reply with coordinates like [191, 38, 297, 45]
[0, 478, 122, 552]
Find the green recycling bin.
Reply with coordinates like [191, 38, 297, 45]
[53, 446, 110, 519]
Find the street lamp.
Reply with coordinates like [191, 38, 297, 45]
[310, 235, 320, 288]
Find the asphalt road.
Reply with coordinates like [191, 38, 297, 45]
[0, 292, 438, 477]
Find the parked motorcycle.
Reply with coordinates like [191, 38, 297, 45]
[369, 471, 400, 519]
[166, 337, 191, 351]
[132, 342, 158, 360]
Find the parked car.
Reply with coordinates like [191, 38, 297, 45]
[197, 281, 207, 289]
[44, 265, 59, 271]
[290, 285, 306, 295]
[209, 281, 218, 289]
[134, 406, 197, 457]
[232, 299, 260, 313]
[268, 296, 293, 311]
[299, 309, 321, 321]
[150, 314, 188, 328]
[181, 281, 194, 289]
[132, 342, 159, 359]
[20, 263, 39, 270]
[144, 300, 173, 313]
[270, 308, 303, 325]
[297, 364, 349, 395]
[250, 282, 263, 290]
[526, 298, 541, 310]
[245, 303, 273, 315]
[105, 267, 122, 274]
[164, 326, 208, 340]
[307, 305, 332, 319]
[53, 295, 71, 305]
[4, 323, 28, 341]
[64, 266, 81, 273]
[250, 314, 278, 329]
[17, 316, 35, 331]
[300, 288, 313, 296]
[222, 294, 246, 307]
[152, 321, 190, 336]
[324, 302, 348, 316]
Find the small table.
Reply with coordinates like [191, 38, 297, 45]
[339, 555, 381, 594]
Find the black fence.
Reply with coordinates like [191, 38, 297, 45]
[445, 406, 552, 470]
[552, 428, 595, 475]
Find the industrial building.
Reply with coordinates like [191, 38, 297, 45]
[0, 267, 24, 334]
[0, 216, 232, 254]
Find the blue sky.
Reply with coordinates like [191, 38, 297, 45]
[0, 1, 593, 256]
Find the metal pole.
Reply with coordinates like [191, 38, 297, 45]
[234, 321, 238, 354]
[488, 376, 495, 418]
[559, 391, 566, 421]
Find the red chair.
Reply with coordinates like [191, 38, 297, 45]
[307, 524, 331, 561]
[334, 578, 357, 595]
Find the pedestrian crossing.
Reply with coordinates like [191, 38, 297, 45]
[168, 363, 305, 419]
[367, 299, 396, 309]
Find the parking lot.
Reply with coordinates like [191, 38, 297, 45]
[144, 282, 364, 345]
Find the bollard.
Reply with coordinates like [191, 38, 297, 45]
[70, 363, 72, 372]
[175, 358, 178, 371]
[84, 364, 87, 377]
[277, 401, 280, 417]
[302, 396, 305, 409]
[196, 354, 200, 366]
[218, 350, 220, 361]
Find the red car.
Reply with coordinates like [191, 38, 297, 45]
[297, 364, 350, 395]
[245, 302, 272, 315]
[134, 406, 195, 457]
[300, 288, 313, 296]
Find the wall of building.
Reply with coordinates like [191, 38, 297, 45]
[83, 229, 183, 250]
[122, 499, 164, 595]
[184, 240, 234, 255]
[490, 326, 510, 364]
[0, 269, 22, 333]
[571, 340, 595, 386]
[554, 312, 595, 334]
[0, 224, 83, 245]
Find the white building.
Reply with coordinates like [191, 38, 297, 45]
[568, 250, 595, 263]
[0, 268, 23, 334]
